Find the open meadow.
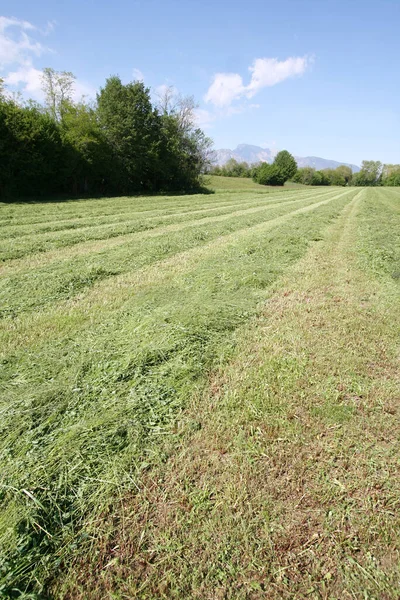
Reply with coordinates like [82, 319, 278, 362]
[0, 181, 399, 598]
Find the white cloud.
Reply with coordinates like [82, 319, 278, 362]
[5, 66, 43, 99]
[132, 67, 144, 81]
[0, 16, 47, 69]
[0, 16, 35, 32]
[204, 72, 244, 108]
[246, 56, 309, 96]
[0, 16, 97, 103]
[5, 67, 96, 102]
[205, 55, 310, 108]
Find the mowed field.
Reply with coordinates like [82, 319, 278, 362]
[0, 181, 399, 599]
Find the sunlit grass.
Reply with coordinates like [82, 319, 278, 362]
[0, 186, 399, 599]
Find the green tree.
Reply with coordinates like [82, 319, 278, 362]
[273, 150, 297, 181]
[253, 162, 286, 186]
[352, 160, 382, 186]
[293, 166, 315, 185]
[292, 167, 332, 186]
[219, 158, 251, 177]
[253, 150, 297, 186]
[382, 164, 400, 186]
[312, 170, 330, 185]
[210, 164, 222, 176]
[97, 76, 162, 191]
[157, 86, 213, 190]
[1, 71, 213, 199]
[335, 165, 353, 185]
[0, 96, 63, 197]
[321, 169, 346, 186]
[60, 101, 116, 194]
[41, 68, 76, 122]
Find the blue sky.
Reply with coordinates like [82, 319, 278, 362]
[1, 0, 399, 166]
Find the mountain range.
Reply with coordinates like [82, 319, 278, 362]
[214, 144, 360, 172]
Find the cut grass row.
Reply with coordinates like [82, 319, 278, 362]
[0, 189, 332, 269]
[0, 189, 345, 317]
[1, 190, 355, 356]
[0, 189, 329, 261]
[0, 194, 286, 239]
[58, 188, 400, 599]
[0, 194, 300, 277]
[0, 185, 314, 234]
[0, 178, 291, 227]
[205, 175, 306, 192]
[0, 187, 357, 596]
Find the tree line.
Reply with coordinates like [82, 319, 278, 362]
[294, 160, 400, 187]
[210, 156, 400, 187]
[0, 69, 213, 199]
[210, 151, 298, 185]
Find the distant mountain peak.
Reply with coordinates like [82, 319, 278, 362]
[235, 143, 263, 151]
[213, 144, 359, 172]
